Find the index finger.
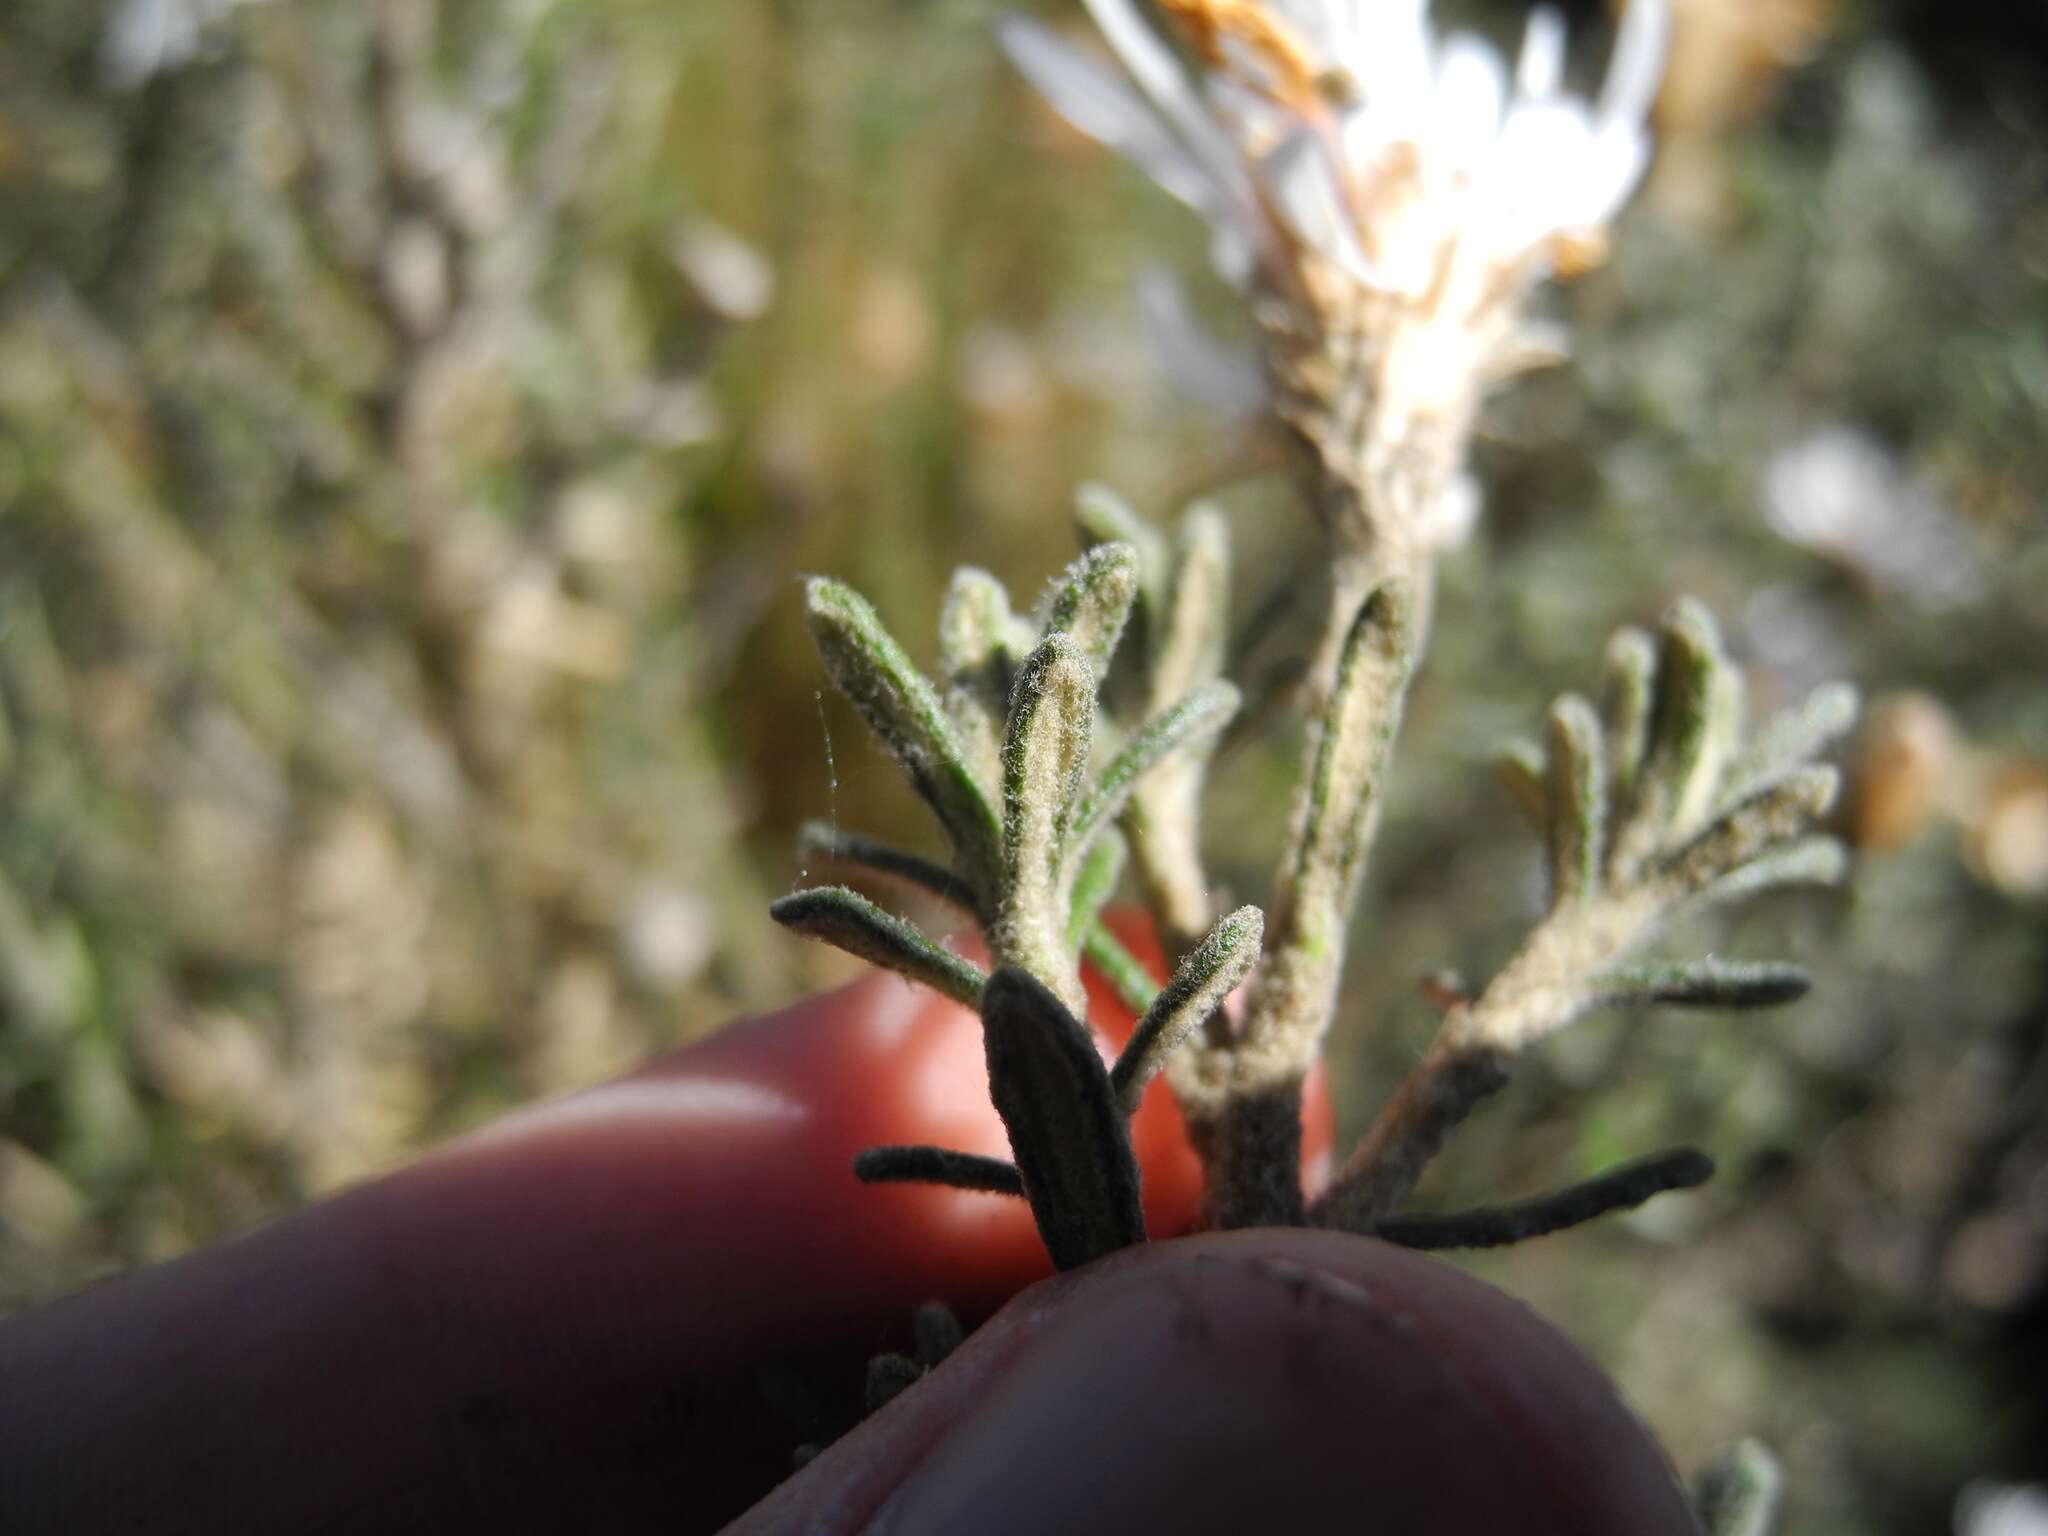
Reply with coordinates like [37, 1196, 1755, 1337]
[0, 950, 1313, 1533]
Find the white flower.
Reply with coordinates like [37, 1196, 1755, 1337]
[1004, 0, 1663, 306]
[1001, 0, 1669, 545]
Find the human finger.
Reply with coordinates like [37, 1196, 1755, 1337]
[735, 1227, 1697, 1536]
[0, 947, 1328, 1534]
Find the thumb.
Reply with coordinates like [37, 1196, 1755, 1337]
[737, 1228, 1697, 1535]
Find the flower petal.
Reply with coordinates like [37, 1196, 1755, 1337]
[1561, 123, 1649, 229]
[1208, 222, 1258, 288]
[1348, 0, 1434, 125]
[1432, 33, 1508, 176]
[997, 14, 1219, 213]
[1516, 7, 1567, 100]
[1260, 131, 1379, 286]
[1598, 0, 1669, 128]
[1483, 97, 1596, 246]
[1080, 0, 1255, 213]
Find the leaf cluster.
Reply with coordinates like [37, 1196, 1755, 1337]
[775, 512, 1257, 1270]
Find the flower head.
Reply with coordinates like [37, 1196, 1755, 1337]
[1002, 0, 1668, 549]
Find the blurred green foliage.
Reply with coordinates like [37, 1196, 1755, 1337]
[2, 1, 2045, 1531]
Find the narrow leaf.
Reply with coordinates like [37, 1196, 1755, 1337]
[1599, 625, 1657, 815]
[1722, 682, 1859, 809]
[935, 568, 1027, 796]
[1122, 508, 1234, 961]
[1660, 766, 1840, 898]
[1069, 680, 1240, 857]
[805, 578, 1002, 883]
[1613, 600, 1740, 870]
[999, 636, 1097, 1000]
[1083, 922, 1161, 1015]
[981, 965, 1147, 1270]
[1296, 583, 1416, 897]
[1368, 1148, 1714, 1250]
[1594, 959, 1812, 1010]
[853, 1144, 1025, 1196]
[797, 822, 981, 917]
[1545, 694, 1607, 905]
[770, 886, 986, 1009]
[1112, 905, 1262, 1114]
[1150, 504, 1230, 704]
[937, 566, 1029, 687]
[1035, 541, 1140, 685]
[1653, 599, 1744, 840]
[1689, 834, 1849, 909]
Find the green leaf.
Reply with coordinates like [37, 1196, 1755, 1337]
[937, 566, 1029, 688]
[796, 822, 981, 917]
[1660, 767, 1841, 898]
[937, 568, 1032, 784]
[1150, 504, 1230, 703]
[805, 578, 1002, 890]
[853, 1144, 1025, 1196]
[1293, 582, 1416, 899]
[1613, 601, 1741, 870]
[770, 886, 987, 1009]
[1655, 600, 1744, 838]
[1122, 507, 1235, 962]
[1367, 1148, 1714, 1250]
[1722, 682, 1860, 809]
[1035, 542, 1140, 685]
[1594, 959, 1812, 1010]
[1083, 922, 1161, 1015]
[998, 635, 1096, 1003]
[981, 965, 1147, 1270]
[1545, 694, 1607, 905]
[1111, 905, 1263, 1115]
[1068, 680, 1240, 859]
[1689, 835, 1849, 909]
[1599, 625, 1657, 812]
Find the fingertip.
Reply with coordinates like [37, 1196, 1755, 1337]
[739, 1230, 1695, 1536]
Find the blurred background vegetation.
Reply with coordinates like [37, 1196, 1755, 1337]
[1, 0, 2044, 1529]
